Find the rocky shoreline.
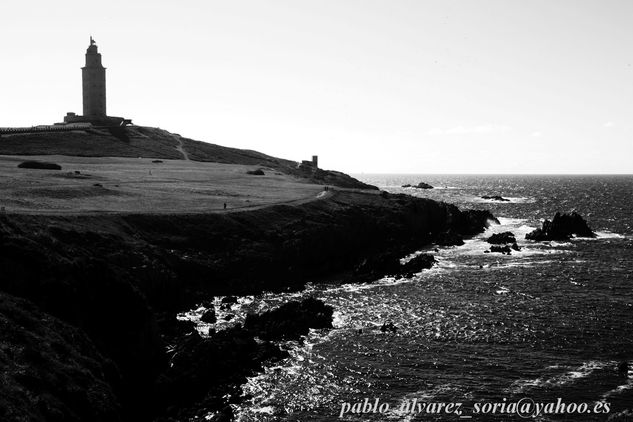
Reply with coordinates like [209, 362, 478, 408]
[0, 190, 496, 421]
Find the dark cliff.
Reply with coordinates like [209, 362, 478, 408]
[0, 190, 495, 420]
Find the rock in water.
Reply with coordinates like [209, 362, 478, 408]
[435, 230, 465, 246]
[486, 231, 521, 253]
[415, 182, 434, 189]
[456, 209, 500, 235]
[400, 254, 436, 274]
[487, 231, 517, 244]
[526, 211, 596, 241]
[489, 245, 513, 255]
[244, 297, 333, 341]
[200, 309, 217, 324]
[481, 195, 510, 202]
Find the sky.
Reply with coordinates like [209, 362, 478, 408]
[1, 0, 632, 174]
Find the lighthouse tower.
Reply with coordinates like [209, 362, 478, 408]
[82, 37, 106, 118]
[62, 37, 130, 126]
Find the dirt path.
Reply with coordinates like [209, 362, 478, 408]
[2, 188, 339, 216]
[174, 136, 190, 161]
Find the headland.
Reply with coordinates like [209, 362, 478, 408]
[0, 126, 495, 421]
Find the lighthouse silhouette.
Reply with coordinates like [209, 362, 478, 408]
[82, 36, 106, 118]
[63, 37, 130, 126]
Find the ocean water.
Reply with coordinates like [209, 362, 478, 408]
[186, 175, 633, 421]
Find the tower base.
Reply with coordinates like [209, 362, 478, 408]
[63, 112, 131, 127]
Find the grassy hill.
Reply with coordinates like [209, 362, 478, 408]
[0, 126, 373, 190]
[0, 126, 375, 214]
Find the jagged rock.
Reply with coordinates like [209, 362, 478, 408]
[244, 297, 333, 341]
[380, 322, 398, 333]
[482, 195, 510, 202]
[200, 309, 217, 324]
[526, 211, 595, 241]
[0, 189, 499, 420]
[455, 210, 500, 235]
[435, 230, 465, 246]
[401, 254, 436, 274]
[414, 182, 434, 189]
[489, 245, 512, 255]
[487, 232, 516, 244]
[511, 242, 521, 251]
[160, 327, 289, 420]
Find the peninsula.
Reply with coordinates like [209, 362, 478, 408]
[0, 39, 496, 422]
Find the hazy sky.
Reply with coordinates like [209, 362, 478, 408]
[1, 0, 631, 173]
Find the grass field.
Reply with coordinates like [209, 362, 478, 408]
[0, 155, 325, 214]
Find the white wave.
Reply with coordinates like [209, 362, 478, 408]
[322, 270, 442, 295]
[233, 329, 343, 421]
[431, 186, 459, 190]
[508, 361, 610, 394]
[331, 310, 348, 329]
[496, 286, 510, 294]
[600, 365, 633, 401]
[594, 230, 627, 239]
[601, 379, 633, 401]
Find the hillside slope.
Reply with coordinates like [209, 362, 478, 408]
[0, 126, 374, 190]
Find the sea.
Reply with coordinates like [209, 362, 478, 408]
[182, 175, 633, 421]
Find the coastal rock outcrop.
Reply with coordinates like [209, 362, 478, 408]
[526, 211, 596, 241]
[481, 195, 510, 202]
[200, 309, 217, 324]
[452, 209, 499, 235]
[350, 252, 437, 282]
[244, 297, 333, 341]
[0, 190, 498, 420]
[159, 327, 288, 420]
[435, 230, 465, 246]
[351, 252, 401, 283]
[159, 298, 333, 419]
[400, 253, 436, 275]
[487, 232, 517, 244]
[402, 182, 434, 189]
[485, 231, 520, 253]
[488, 245, 513, 255]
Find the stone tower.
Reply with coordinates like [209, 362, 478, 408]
[82, 37, 106, 118]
